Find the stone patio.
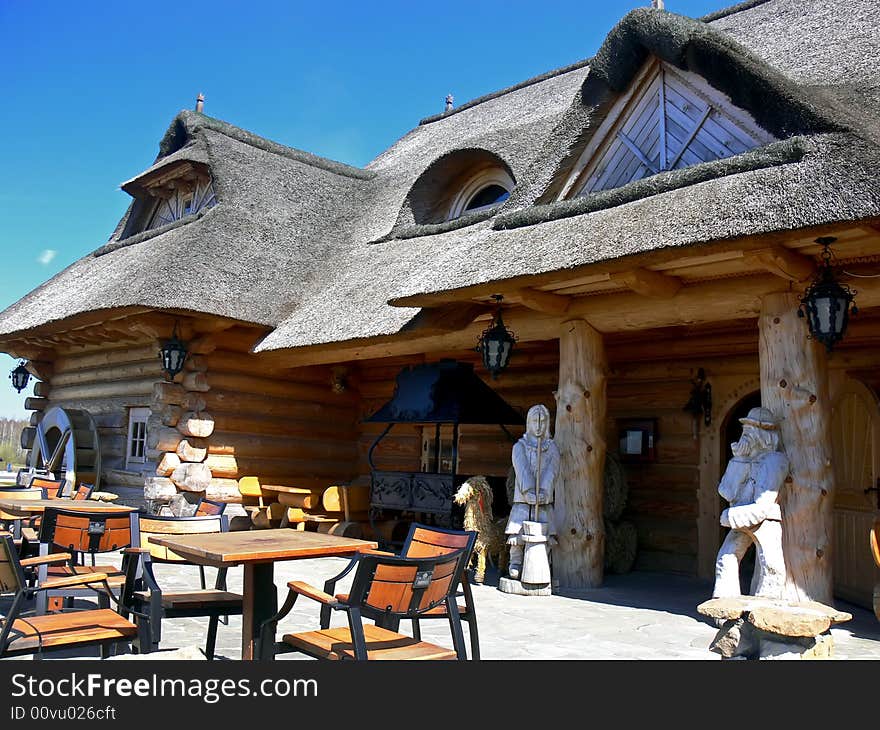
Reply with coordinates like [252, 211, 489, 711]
[4, 550, 879, 660]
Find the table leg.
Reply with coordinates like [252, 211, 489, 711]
[241, 562, 277, 661]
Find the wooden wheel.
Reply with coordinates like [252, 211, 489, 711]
[23, 406, 101, 495]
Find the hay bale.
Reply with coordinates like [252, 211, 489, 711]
[604, 519, 637, 574]
[603, 451, 628, 521]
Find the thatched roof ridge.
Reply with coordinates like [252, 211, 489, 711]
[158, 110, 375, 180]
[699, 0, 772, 23]
[418, 57, 591, 126]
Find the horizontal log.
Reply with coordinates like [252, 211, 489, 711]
[210, 412, 356, 440]
[176, 411, 215, 438]
[51, 360, 164, 388]
[161, 405, 183, 427]
[203, 391, 356, 423]
[170, 462, 212, 492]
[24, 397, 48, 411]
[146, 426, 182, 453]
[152, 382, 186, 405]
[205, 478, 241, 502]
[206, 431, 357, 461]
[322, 484, 370, 513]
[276, 490, 325, 509]
[47, 378, 158, 402]
[206, 454, 357, 481]
[54, 345, 158, 373]
[181, 371, 210, 392]
[176, 438, 208, 463]
[156, 452, 182, 476]
[33, 381, 51, 397]
[207, 352, 334, 381]
[207, 371, 357, 404]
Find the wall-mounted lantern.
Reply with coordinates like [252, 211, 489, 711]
[798, 236, 857, 353]
[159, 321, 188, 379]
[477, 295, 516, 379]
[9, 361, 30, 393]
[683, 367, 712, 438]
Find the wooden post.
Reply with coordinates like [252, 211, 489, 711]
[553, 319, 606, 588]
[759, 292, 834, 604]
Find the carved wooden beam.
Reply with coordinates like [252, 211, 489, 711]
[517, 287, 571, 315]
[743, 246, 816, 282]
[401, 303, 489, 334]
[610, 268, 682, 298]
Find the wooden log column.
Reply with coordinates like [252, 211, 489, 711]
[759, 292, 834, 604]
[553, 319, 606, 588]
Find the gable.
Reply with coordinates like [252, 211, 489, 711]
[561, 58, 777, 198]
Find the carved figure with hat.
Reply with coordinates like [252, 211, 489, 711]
[713, 406, 790, 599]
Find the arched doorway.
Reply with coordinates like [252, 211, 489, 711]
[718, 389, 762, 593]
[831, 378, 880, 608]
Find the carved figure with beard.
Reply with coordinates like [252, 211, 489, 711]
[713, 406, 789, 598]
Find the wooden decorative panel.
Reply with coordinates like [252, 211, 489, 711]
[571, 59, 775, 197]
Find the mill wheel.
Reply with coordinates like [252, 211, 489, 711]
[23, 406, 101, 495]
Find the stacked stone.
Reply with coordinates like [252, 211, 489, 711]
[697, 596, 852, 659]
[143, 351, 239, 515]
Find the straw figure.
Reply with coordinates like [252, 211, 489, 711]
[454, 476, 508, 583]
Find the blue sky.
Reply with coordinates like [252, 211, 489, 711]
[0, 0, 723, 418]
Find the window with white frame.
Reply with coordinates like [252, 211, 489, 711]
[126, 407, 151, 467]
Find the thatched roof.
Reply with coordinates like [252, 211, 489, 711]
[1, 0, 878, 356]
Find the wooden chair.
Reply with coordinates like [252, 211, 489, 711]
[35, 507, 137, 614]
[194, 498, 226, 516]
[320, 523, 482, 658]
[0, 486, 47, 548]
[0, 533, 137, 659]
[27, 475, 66, 498]
[71, 483, 95, 501]
[122, 513, 243, 659]
[262, 548, 470, 660]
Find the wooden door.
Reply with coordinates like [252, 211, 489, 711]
[831, 379, 880, 607]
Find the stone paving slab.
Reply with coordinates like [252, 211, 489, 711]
[4, 551, 879, 660]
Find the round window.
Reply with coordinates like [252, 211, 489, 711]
[464, 184, 510, 212]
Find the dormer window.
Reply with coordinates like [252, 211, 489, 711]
[446, 167, 515, 221]
[120, 159, 217, 238]
[147, 178, 215, 230]
[559, 58, 776, 199]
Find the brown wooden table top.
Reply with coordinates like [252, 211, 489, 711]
[148, 528, 378, 567]
[0, 499, 139, 515]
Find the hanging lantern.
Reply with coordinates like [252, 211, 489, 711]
[798, 236, 857, 353]
[9, 361, 30, 393]
[477, 295, 516, 378]
[159, 321, 189, 379]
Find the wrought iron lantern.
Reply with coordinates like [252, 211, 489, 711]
[798, 237, 857, 353]
[477, 295, 516, 379]
[159, 321, 188, 379]
[9, 361, 30, 393]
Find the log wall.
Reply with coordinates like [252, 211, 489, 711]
[148, 338, 360, 506]
[28, 343, 162, 476]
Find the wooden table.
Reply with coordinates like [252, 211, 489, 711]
[0, 499, 139, 517]
[148, 528, 378, 660]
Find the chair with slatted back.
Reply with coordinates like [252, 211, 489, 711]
[193, 498, 226, 516]
[320, 523, 482, 658]
[27, 475, 66, 499]
[121, 513, 243, 659]
[0, 533, 137, 659]
[35, 507, 137, 615]
[0, 487, 48, 550]
[261, 548, 470, 660]
[71, 483, 95, 501]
